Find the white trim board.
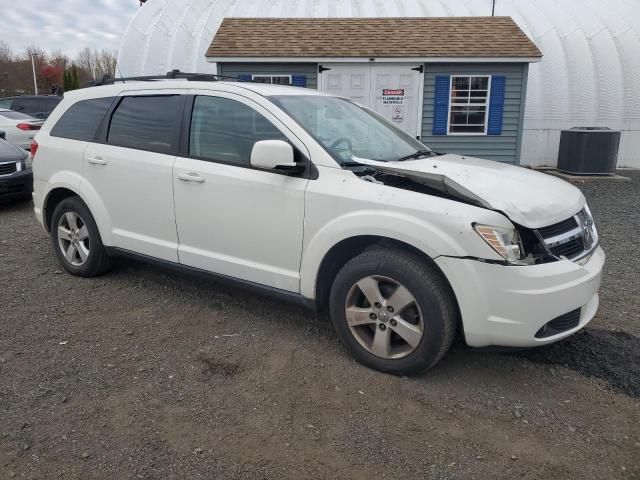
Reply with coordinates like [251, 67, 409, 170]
[207, 56, 541, 64]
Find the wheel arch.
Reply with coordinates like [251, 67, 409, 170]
[310, 235, 461, 321]
[43, 184, 112, 246]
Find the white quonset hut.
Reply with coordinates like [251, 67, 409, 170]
[117, 0, 640, 169]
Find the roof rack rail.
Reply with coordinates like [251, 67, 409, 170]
[82, 69, 247, 88]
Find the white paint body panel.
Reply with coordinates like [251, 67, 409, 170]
[32, 80, 605, 349]
[118, 0, 640, 168]
[353, 154, 586, 229]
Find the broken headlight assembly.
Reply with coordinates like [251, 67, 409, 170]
[473, 224, 533, 265]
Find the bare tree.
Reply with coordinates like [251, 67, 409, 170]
[76, 47, 96, 80]
[0, 41, 13, 63]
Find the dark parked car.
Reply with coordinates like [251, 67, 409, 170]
[0, 131, 32, 202]
[0, 95, 62, 119]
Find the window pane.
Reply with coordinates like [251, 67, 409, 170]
[449, 124, 485, 133]
[272, 76, 291, 85]
[189, 96, 287, 167]
[252, 76, 271, 84]
[452, 77, 469, 90]
[470, 77, 489, 90]
[0, 100, 12, 109]
[51, 97, 115, 141]
[108, 96, 182, 154]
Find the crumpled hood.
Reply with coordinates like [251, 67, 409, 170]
[354, 154, 585, 229]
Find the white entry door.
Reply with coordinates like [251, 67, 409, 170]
[319, 64, 423, 138]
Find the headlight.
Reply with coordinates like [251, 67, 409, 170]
[474, 224, 524, 264]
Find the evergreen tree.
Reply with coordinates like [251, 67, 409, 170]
[72, 67, 80, 90]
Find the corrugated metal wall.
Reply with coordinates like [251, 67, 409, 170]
[118, 0, 640, 168]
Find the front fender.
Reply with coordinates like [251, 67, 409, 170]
[299, 210, 466, 299]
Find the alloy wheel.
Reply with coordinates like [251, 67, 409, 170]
[57, 212, 90, 267]
[344, 275, 424, 359]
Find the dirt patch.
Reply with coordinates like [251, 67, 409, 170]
[512, 328, 640, 398]
[0, 171, 639, 479]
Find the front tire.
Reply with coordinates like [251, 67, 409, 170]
[50, 196, 112, 277]
[329, 247, 457, 375]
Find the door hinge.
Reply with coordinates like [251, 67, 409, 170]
[411, 66, 424, 73]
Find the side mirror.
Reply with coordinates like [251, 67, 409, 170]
[0, 131, 5, 140]
[250, 140, 304, 173]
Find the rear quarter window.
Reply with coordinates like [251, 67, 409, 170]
[50, 97, 115, 141]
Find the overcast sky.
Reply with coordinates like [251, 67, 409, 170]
[4, 0, 140, 57]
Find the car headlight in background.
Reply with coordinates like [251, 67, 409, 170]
[474, 224, 525, 264]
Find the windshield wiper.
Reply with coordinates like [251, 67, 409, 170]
[341, 161, 378, 171]
[396, 149, 433, 162]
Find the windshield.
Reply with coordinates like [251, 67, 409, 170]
[269, 95, 428, 164]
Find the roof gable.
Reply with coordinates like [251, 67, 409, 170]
[207, 17, 542, 60]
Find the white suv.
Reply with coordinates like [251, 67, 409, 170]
[31, 77, 604, 374]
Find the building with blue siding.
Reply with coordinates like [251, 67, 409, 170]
[207, 17, 541, 164]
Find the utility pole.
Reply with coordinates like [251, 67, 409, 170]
[491, 0, 496, 16]
[30, 53, 40, 95]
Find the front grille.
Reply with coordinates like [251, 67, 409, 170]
[548, 237, 585, 258]
[535, 308, 581, 338]
[537, 217, 578, 238]
[535, 208, 597, 261]
[0, 183, 26, 195]
[0, 162, 18, 176]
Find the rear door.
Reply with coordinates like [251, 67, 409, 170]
[172, 91, 309, 292]
[81, 92, 185, 262]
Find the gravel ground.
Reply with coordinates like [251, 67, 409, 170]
[0, 171, 639, 479]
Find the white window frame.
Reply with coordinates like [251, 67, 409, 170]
[251, 74, 293, 85]
[447, 75, 491, 136]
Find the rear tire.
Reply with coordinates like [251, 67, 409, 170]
[329, 247, 456, 375]
[50, 196, 112, 277]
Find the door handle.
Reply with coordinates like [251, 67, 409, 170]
[87, 156, 107, 165]
[178, 172, 205, 183]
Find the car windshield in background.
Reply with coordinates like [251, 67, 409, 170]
[269, 95, 427, 164]
[0, 110, 34, 120]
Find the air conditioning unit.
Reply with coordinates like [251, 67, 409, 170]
[557, 127, 620, 175]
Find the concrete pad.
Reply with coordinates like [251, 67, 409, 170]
[533, 168, 632, 183]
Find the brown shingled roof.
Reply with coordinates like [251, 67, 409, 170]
[206, 17, 541, 59]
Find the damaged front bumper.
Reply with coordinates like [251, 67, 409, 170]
[435, 246, 605, 348]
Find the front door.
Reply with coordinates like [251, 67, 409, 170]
[172, 91, 309, 293]
[319, 64, 423, 138]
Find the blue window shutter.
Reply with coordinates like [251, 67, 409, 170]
[432, 75, 450, 135]
[487, 75, 506, 135]
[291, 75, 307, 88]
[237, 74, 252, 82]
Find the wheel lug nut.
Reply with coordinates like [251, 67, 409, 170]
[374, 302, 382, 309]
[390, 319, 397, 327]
[379, 324, 387, 331]
[369, 313, 377, 320]
[387, 306, 394, 313]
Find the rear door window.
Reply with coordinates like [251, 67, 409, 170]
[107, 95, 183, 154]
[51, 97, 115, 141]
